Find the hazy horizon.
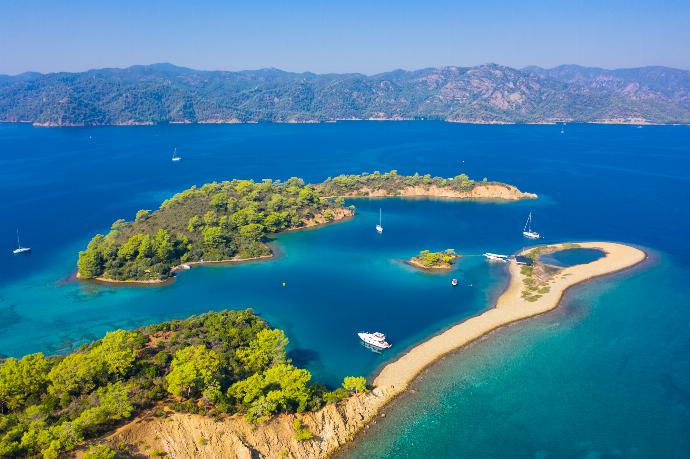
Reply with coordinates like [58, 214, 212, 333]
[2, 0, 689, 75]
[2, 61, 689, 78]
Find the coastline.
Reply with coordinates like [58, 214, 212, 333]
[80, 208, 354, 286]
[330, 183, 537, 201]
[406, 256, 459, 271]
[370, 242, 646, 392]
[4, 119, 688, 127]
[107, 241, 646, 458]
[75, 255, 275, 286]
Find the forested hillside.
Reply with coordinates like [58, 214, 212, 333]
[2, 63, 689, 125]
[0, 310, 366, 458]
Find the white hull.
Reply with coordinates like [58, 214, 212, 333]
[13, 247, 31, 254]
[172, 157, 181, 162]
[484, 252, 508, 262]
[358, 332, 391, 349]
[523, 231, 541, 239]
[376, 224, 383, 234]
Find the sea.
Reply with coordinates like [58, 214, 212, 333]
[2, 121, 689, 458]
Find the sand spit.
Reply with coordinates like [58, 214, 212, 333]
[106, 242, 645, 458]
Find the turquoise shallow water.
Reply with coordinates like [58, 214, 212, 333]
[341, 255, 690, 458]
[540, 247, 605, 267]
[2, 122, 690, 456]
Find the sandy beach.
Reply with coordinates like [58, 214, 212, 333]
[109, 241, 646, 459]
[372, 241, 646, 392]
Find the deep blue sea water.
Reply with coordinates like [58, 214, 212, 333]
[2, 122, 689, 457]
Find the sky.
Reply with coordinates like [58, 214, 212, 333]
[1, 0, 689, 75]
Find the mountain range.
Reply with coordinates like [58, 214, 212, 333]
[1, 63, 689, 125]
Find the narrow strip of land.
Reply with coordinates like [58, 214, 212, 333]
[373, 241, 645, 392]
[109, 242, 645, 459]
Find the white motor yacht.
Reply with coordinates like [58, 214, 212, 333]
[358, 331, 391, 349]
[484, 252, 508, 262]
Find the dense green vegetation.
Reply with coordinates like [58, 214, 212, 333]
[0, 310, 365, 458]
[1, 63, 689, 124]
[78, 171, 512, 282]
[320, 170, 489, 196]
[77, 177, 349, 281]
[409, 249, 459, 269]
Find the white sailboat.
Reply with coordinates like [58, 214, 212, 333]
[376, 208, 383, 234]
[171, 148, 182, 162]
[522, 212, 541, 239]
[13, 229, 31, 254]
[560, 123, 565, 134]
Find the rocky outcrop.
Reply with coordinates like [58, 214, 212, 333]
[109, 387, 394, 459]
[341, 183, 537, 201]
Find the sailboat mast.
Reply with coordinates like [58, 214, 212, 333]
[16, 228, 20, 248]
[379, 208, 382, 226]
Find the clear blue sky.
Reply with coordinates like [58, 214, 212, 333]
[1, 0, 689, 75]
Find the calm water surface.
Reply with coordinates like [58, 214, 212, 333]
[2, 122, 689, 457]
[540, 247, 606, 267]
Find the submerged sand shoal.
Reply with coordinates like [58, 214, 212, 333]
[108, 241, 646, 459]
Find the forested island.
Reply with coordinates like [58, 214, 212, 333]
[0, 310, 366, 458]
[77, 177, 353, 282]
[77, 171, 535, 283]
[407, 249, 460, 270]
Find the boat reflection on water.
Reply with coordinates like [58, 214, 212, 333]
[360, 341, 386, 354]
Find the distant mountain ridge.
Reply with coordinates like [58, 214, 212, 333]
[1, 63, 689, 125]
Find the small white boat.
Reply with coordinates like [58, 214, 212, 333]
[358, 331, 391, 349]
[376, 208, 383, 234]
[451, 278, 458, 286]
[522, 212, 541, 239]
[13, 229, 31, 255]
[484, 253, 509, 262]
[172, 148, 182, 162]
[560, 123, 565, 134]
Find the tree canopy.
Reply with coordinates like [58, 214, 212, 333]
[0, 310, 366, 457]
[77, 177, 347, 281]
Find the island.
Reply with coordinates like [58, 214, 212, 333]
[407, 249, 460, 270]
[77, 171, 535, 283]
[0, 310, 367, 458]
[94, 242, 645, 458]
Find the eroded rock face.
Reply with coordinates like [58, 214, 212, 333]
[109, 387, 394, 459]
[351, 184, 536, 201]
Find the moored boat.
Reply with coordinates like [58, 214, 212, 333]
[358, 331, 391, 349]
[451, 278, 458, 286]
[376, 208, 383, 234]
[522, 212, 541, 239]
[12, 229, 31, 255]
[484, 252, 508, 262]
